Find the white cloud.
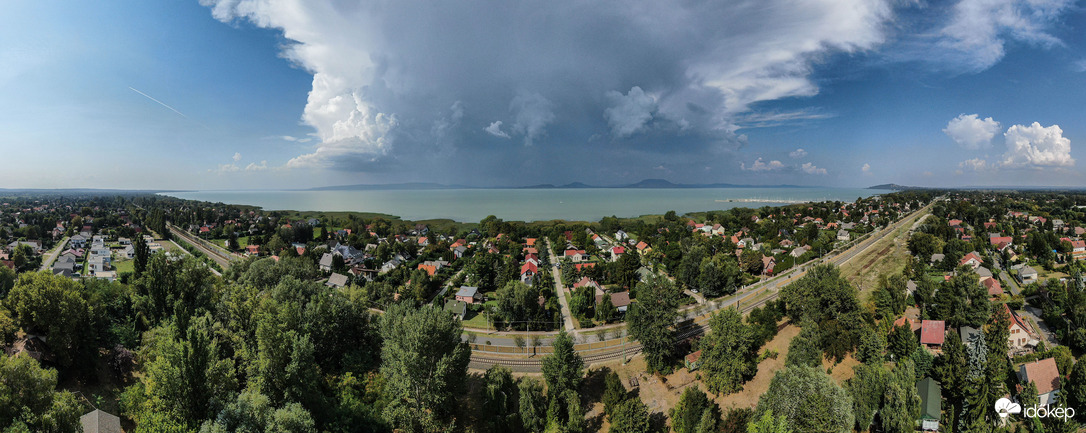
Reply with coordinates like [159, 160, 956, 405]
[943, 114, 1000, 149]
[246, 160, 269, 171]
[604, 86, 656, 138]
[861, 163, 871, 174]
[789, 148, 807, 158]
[232, 152, 242, 162]
[281, 135, 313, 143]
[801, 162, 827, 175]
[940, 0, 1073, 71]
[213, 163, 240, 173]
[740, 158, 786, 172]
[1074, 59, 1086, 72]
[959, 158, 988, 171]
[1001, 122, 1074, 168]
[485, 121, 510, 139]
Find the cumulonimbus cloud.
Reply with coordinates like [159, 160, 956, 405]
[199, 0, 894, 170]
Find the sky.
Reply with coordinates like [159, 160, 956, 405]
[2, 0, 1086, 190]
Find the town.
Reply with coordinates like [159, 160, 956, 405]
[1, 189, 1085, 432]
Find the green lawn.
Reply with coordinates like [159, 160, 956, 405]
[461, 300, 498, 329]
[113, 259, 134, 275]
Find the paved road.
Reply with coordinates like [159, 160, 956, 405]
[39, 237, 68, 271]
[546, 238, 576, 332]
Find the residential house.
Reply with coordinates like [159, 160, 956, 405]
[418, 260, 449, 277]
[80, 409, 123, 433]
[610, 246, 625, 262]
[246, 245, 260, 256]
[1018, 358, 1061, 407]
[417, 236, 429, 247]
[761, 255, 775, 275]
[917, 377, 942, 431]
[596, 291, 631, 313]
[454, 245, 468, 259]
[69, 234, 87, 249]
[1005, 304, 1035, 351]
[455, 286, 483, 304]
[573, 277, 601, 292]
[121, 245, 134, 259]
[836, 229, 850, 242]
[959, 252, 982, 269]
[614, 230, 629, 241]
[930, 253, 945, 264]
[444, 299, 467, 320]
[520, 262, 538, 284]
[319, 253, 335, 272]
[1014, 264, 1039, 285]
[919, 320, 945, 350]
[635, 241, 650, 254]
[325, 273, 349, 289]
[982, 277, 1003, 297]
[790, 246, 809, 258]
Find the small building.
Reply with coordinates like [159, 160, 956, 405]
[456, 286, 483, 304]
[919, 320, 945, 350]
[325, 273, 349, 289]
[836, 229, 850, 242]
[81, 409, 123, 433]
[319, 253, 335, 272]
[917, 377, 941, 431]
[595, 291, 632, 313]
[444, 299, 467, 320]
[685, 350, 702, 371]
[1019, 358, 1061, 407]
[1016, 265, 1039, 285]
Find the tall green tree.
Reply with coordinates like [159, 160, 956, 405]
[700, 308, 756, 395]
[609, 398, 651, 433]
[671, 386, 719, 433]
[746, 410, 792, 433]
[0, 353, 82, 433]
[5, 272, 93, 367]
[1066, 356, 1086, 421]
[518, 378, 547, 433]
[134, 235, 151, 278]
[541, 331, 584, 397]
[379, 303, 471, 432]
[780, 265, 864, 362]
[845, 363, 887, 432]
[784, 319, 821, 368]
[755, 366, 853, 433]
[601, 369, 628, 419]
[627, 275, 681, 373]
[483, 365, 521, 433]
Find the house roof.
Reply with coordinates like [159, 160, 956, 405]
[80, 409, 123, 433]
[959, 252, 982, 266]
[326, 273, 349, 288]
[596, 291, 631, 308]
[520, 262, 538, 275]
[920, 320, 946, 346]
[444, 299, 467, 316]
[573, 277, 599, 289]
[1022, 358, 1061, 395]
[982, 277, 1003, 296]
[686, 350, 702, 363]
[917, 377, 941, 421]
[456, 286, 479, 298]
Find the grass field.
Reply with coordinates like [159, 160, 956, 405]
[113, 259, 134, 275]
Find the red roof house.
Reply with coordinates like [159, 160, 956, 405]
[920, 320, 946, 347]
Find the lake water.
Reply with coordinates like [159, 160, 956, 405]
[162, 188, 890, 222]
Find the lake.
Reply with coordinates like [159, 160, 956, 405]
[162, 187, 890, 222]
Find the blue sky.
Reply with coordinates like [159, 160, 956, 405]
[2, 0, 1085, 189]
